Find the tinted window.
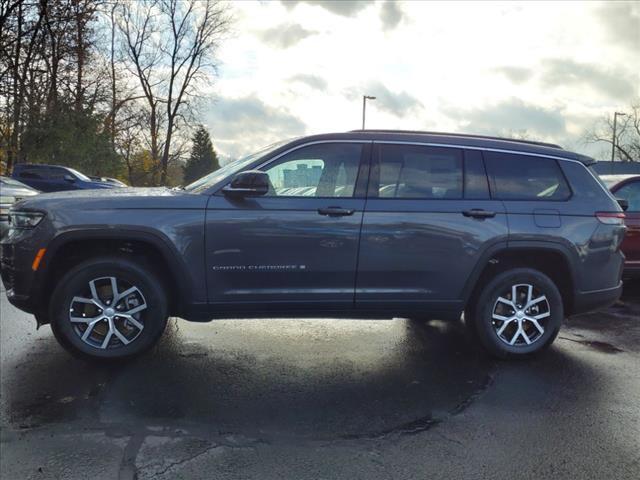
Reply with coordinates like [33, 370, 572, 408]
[375, 145, 463, 199]
[18, 168, 45, 180]
[615, 181, 640, 211]
[262, 143, 362, 197]
[47, 167, 67, 180]
[485, 152, 571, 200]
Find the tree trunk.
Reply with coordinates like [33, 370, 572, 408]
[7, 0, 23, 172]
[160, 117, 173, 185]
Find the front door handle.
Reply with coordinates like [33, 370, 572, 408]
[462, 209, 496, 219]
[318, 207, 355, 217]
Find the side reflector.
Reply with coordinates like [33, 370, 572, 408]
[32, 248, 46, 271]
[595, 212, 625, 225]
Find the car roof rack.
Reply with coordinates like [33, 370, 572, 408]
[349, 129, 563, 150]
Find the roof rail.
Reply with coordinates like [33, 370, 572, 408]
[349, 129, 563, 150]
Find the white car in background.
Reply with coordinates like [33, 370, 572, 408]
[0, 176, 39, 238]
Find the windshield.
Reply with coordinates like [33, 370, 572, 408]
[66, 167, 91, 182]
[184, 139, 294, 193]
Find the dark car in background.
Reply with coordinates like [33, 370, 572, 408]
[1, 131, 626, 361]
[12, 164, 122, 193]
[601, 174, 640, 277]
[0, 176, 39, 238]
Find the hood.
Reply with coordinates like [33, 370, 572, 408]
[1, 186, 39, 199]
[26, 186, 172, 201]
[12, 186, 208, 212]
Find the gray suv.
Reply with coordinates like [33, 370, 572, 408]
[1, 131, 626, 361]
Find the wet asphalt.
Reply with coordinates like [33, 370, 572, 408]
[1, 283, 639, 479]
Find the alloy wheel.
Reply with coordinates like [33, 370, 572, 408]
[68, 276, 147, 349]
[491, 283, 551, 346]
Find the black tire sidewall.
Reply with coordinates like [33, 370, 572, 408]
[473, 268, 563, 358]
[50, 257, 168, 360]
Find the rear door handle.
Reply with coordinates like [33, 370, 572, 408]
[318, 207, 355, 217]
[462, 209, 496, 219]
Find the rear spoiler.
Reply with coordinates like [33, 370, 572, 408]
[575, 154, 597, 166]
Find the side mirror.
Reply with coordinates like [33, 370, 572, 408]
[222, 170, 269, 198]
[617, 198, 629, 212]
[63, 174, 75, 183]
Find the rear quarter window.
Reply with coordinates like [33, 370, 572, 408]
[484, 152, 571, 201]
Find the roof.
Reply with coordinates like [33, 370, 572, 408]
[13, 163, 70, 169]
[282, 130, 596, 165]
[350, 129, 563, 149]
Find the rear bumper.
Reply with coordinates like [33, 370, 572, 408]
[572, 282, 623, 315]
[623, 262, 640, 279]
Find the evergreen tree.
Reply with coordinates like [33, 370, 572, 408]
[183, 125, 220, 184]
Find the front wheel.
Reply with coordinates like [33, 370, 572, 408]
[50, 256, 169, 361]
[467, 268, 563, 358]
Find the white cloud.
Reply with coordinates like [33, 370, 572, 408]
[256, 23, 317, 49]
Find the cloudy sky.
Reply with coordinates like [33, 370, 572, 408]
[202, 0, 639, 161]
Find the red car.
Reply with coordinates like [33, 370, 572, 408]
[601, 174, 640, 277]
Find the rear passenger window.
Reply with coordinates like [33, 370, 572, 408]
[19, 169, 44, 179]
[376, 145, 463, 199]
[484, 152, 571, 200]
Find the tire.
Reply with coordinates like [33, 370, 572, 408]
[467, 268, 563, 359]
[49, 256, 168, 361]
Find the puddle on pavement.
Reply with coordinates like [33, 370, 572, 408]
[4, 317, 495, 440]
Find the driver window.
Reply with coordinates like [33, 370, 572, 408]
[262, 143, 362, 197]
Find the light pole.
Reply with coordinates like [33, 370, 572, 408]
[611, 111, 627, 163]
[362, 95, 376, 130]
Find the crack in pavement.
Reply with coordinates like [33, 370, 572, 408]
[139, 442, 226, 478]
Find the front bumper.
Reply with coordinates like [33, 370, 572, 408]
[1, 226, 51, 315]
[1, 243, 35, 314]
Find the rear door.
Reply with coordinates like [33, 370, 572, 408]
[205, 141, 370, 310]
[355, 143, 508, 313]
[16, 167, 51, 192]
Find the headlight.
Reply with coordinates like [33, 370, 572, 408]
[9, 211, 45, 229]
[0, 196, 16, 204]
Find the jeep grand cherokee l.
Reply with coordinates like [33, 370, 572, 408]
[1, 131, 626, 361]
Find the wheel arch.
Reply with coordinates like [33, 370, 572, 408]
[36, 228, 194, 320]
[462, 241, 578, 316]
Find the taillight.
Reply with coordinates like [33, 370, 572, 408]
[595, 212, 625, 225]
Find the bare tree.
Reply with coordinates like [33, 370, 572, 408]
[1, 0, 46, 171]
[585, 101, 640, 162]
[117, 0, 229, 185]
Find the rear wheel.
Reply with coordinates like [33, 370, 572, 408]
[50, 257, 168, 361]
[467, 268, 563, 358]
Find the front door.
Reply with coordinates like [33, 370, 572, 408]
[205, 142, 370, 311]
[356, 143, 508, 313]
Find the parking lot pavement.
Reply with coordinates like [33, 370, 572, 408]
[1, 284, 639, 480]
